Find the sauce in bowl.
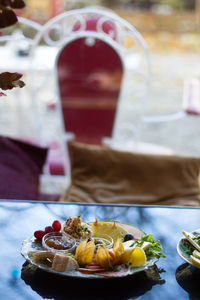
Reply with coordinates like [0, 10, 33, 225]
[42, 232, 76, 252]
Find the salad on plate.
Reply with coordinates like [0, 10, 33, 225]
[21, 216, 165, 278]
[177, 229, 200, 269]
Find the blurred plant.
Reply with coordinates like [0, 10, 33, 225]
[102, 0, 121, 7]
[118, 0, 195, 10]
[0, 0, 26, 96]
[159, 0, 184, 10]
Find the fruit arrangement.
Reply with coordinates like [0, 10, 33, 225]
[34, 220, 62, 241]
[26, 216, 165, 277]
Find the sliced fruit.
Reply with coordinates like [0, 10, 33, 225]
[121, 240, 152, 264]
[190, 255, 200, 268]
[92, 220, 128, 243]
[75, 239, 95, 267]
[129, 247, 146, 267]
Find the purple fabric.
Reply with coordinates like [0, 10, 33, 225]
[0, 136, 48, 200]
[38, 193, 60, 202]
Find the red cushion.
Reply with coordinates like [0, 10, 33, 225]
[0, 136, 47, 200]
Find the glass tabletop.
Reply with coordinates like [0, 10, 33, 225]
[0, 200, 199, 300]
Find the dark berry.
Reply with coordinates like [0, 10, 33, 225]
[124, 234, 134, 242]
[34, 230, 45, 241]
[52, 220, 61, 232]
[45, 226, 54, 233]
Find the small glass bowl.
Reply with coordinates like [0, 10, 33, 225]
[42, 232, 76, 253]
[93, 233, 113, 249]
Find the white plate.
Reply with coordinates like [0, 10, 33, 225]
[177, 228, 200, 267]
[21, 222, 155, 279]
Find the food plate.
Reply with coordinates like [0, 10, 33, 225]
[177, 228, 200, 267]
[21, 221, 160, 279]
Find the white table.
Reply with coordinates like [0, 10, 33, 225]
[0, 45, 58, 73]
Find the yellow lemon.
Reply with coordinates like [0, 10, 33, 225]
[129, 247, 146, 267]
[190, 255, 200, 269]
[92, 220, 128, 243]
[121, 250, 134, 264]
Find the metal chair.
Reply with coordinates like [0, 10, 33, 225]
[29, 7, 152, 182]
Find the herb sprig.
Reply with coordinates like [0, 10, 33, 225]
[193, 233, 200, 246]
[78, 226, 90, 233]
[136, 234, 166, 260]
[181, 239, 195, 255]
[181, 233, 200, 256]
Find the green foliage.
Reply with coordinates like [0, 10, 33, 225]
[160, 0, 184, 10]
[136, 234, 166, 260]
[114, 0, 195, 10]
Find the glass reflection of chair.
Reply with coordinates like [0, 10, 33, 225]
[30, 6, 152, 185]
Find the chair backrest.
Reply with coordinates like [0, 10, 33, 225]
[56, 36, 123, 144]
[31, 7, 151, 145]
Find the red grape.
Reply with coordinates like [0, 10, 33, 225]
[45, 226, 54, 233]
[34, 230, 45, 241]
[52, 220, 61, 232]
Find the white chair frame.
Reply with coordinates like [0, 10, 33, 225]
[29, 7, 152, 182]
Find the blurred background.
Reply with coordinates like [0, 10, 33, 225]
[0, 0, 200, 161]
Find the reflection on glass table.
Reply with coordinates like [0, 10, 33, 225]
[21, 261, 162, 300]
[0, 200, 199, 300]
[176, 263, 200, 300]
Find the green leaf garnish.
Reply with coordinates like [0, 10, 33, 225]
[136, 234, 166, 260]
[78, 226, 90, 233]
